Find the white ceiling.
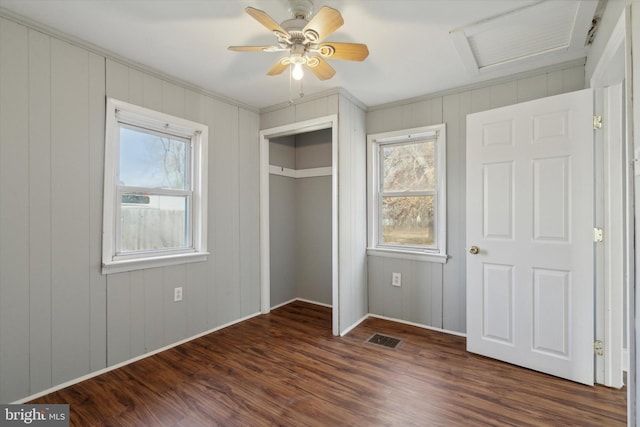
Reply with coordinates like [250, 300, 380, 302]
[0, 0, 600, 110]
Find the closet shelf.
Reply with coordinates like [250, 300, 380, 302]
[269, 165, 332, 178]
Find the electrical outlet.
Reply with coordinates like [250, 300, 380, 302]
[173, 286, 183, 302]
[392, 272, 401, 287]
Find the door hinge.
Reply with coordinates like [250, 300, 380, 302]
[593, 227, 603, 243]
[594, 340, 604, 356]
[593, 115, 603, 130]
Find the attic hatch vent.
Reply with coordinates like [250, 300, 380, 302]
[450, 0, 598, 74]
[366, 333, 402, 349]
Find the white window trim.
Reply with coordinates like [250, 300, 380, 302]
[102, 97, 209, 274]
[367, 124, 447, 263]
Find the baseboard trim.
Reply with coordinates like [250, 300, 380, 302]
[15, 306, 466, 403]
[270, 298, 298, 310]
[295, 298, 332, 308]
[271, 298, 332, 311]
[340, 314, 369, 336]
[13, 311, 262, 404]
[366, 314, 467, 338]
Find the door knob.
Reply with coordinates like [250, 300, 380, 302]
[469, 246, 480, 255]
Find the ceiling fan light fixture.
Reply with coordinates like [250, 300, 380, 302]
[289, 54, 306, 80]
[274, 30, 289, 43]
[292, 63, 305, 80]
[318, 45, 335, 57]
[305, 57, 319, 67]
[303, 29, 320, 43]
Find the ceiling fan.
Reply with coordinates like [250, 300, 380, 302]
[228, 0, 369, 81]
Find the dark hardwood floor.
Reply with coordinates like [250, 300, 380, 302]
[31, 301, 626, 426]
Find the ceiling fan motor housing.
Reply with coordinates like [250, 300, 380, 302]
[281, 18, 320, 45]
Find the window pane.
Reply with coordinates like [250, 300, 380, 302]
[119, 125, 188, 190]
[382, 140, 435, 192]
[381, 195, 435, 246]
[119, 194, 189, 252]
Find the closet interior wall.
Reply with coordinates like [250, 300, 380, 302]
[269, 129, 332, 308]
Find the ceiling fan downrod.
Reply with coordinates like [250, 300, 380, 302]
[288, 0, 314, 20]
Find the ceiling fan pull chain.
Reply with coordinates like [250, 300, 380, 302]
[289, 64, 294, 105]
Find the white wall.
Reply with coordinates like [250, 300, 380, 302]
[337, 95, 368, 332]
[584, 3, 638, 422]
[634, 5, 640, 422]
[269, 136, 297, 306]
[0, 15, 261, 403]
[1, 1, 620, 405]
[296, 175, 333, 305]
[295, 131, 333, 305]
[268, 132, 333, 307]
[366, 62, 586, 333]
[0, 18, 106, 402]
[105, 61, 261, 363]
[585, 0, 633, 83]
[261, 91, 368, 334]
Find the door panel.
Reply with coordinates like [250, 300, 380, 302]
[532, 268, 570, 356]
[483, 162, 514, 239]
[482, 263, 514, 344]
[467, 89, 594, 385]
[533, 157, 570, 241]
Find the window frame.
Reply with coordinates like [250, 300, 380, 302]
[367, 124, 447, 263]
[102, 97, 209, 274]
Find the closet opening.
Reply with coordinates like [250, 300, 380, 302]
[259, 115, 339, 335]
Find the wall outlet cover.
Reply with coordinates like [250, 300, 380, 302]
[392, 273, 401, 287]
[174, 286, 183, 302]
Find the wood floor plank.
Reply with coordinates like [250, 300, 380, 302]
[31, 301, 626, 426]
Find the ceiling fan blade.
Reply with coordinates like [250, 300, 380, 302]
[306, 56, 336, 80]
[228, 46, 278, 52]
[267, 59, 288, 76]
[318, 42, 369, 61]
[245, 7, 289, 39]
[303, 6, 344, 43]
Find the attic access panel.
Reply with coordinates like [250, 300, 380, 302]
[450, 1, 598, 74]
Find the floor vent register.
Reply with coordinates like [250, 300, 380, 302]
[366, 333, 402, 349]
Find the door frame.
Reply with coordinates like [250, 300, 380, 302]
[590, 6, 633, 391]
[259, 115, 340, 336]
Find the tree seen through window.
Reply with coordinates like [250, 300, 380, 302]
[380, 139, 436, 246]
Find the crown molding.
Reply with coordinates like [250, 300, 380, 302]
[260, 87, 367, 114]
[0, 7, 260, 113]
[367, 58, 587, 112]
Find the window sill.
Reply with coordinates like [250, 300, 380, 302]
[102, 251, 209, 274]
[366, 247, 448, 264]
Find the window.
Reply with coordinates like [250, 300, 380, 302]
[367, 124, 447, 263]
[102, 98, 208, 274]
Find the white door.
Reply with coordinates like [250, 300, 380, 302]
[466, 89, 594, 385]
